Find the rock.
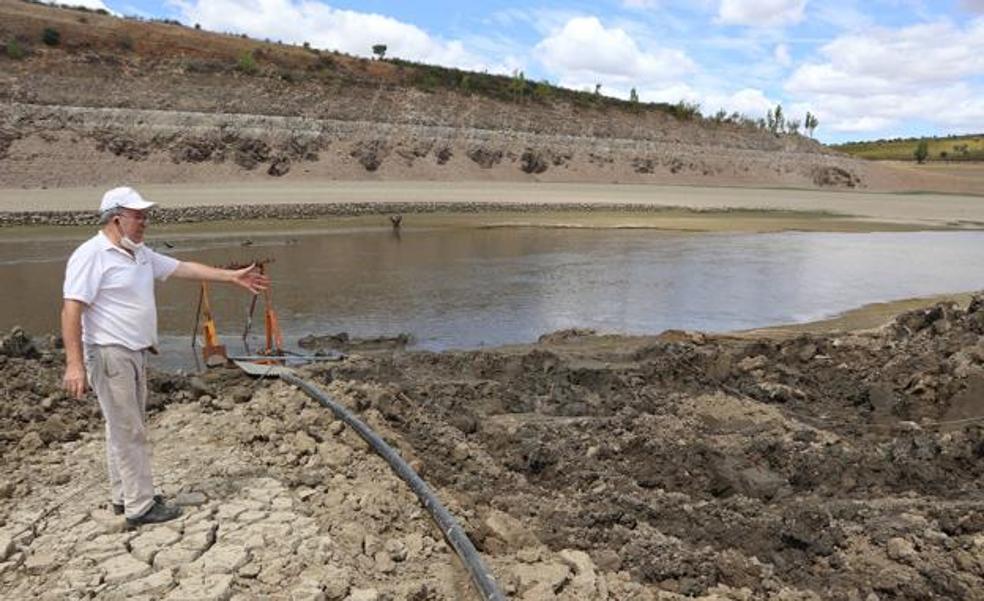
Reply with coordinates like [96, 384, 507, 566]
[131, 527, 182, 563]
[559, 549, 599, 593]
[886, 537, 916, 562]
[0, 532, 14, 562]
[593, 549, 621, 571]
[101, 553, 154, 584]
[239, 562, 261, 578]
[120, 568, 176, 596]
[267, 156, 291, 177]
[165, 573, 233, 601]
[321, 565, 352, 600]
[373, 550, 395, 573]
[19, 431, 45, 451]
[228, 385, 253, 404]
[0, 326, 40, 358]
[154, 546, 204, 570]
[511, 561, 571, 592]
[175, 491, 209, 507]
[187, 543, 249, 575]
[295, 431, 318, 456]
[710, 458, 789, 501]
[520, 149, 548, 174]
[452, 441, 471, 462]
[797, 343, 818, 362]
[485, 509, 536, 548]
[738, 355, 768, 372]
[385, 538, 406, 562]
[346, 588, 379, 601]
[756, 381, 806, 403]
[24, 550, 61, 574]
[78, 532, 131, 562]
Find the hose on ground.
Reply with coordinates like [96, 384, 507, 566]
[281, 372, 506, 601]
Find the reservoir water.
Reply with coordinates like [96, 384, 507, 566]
[2, 225, 983, 371]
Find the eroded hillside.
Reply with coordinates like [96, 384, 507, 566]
[0, 0, 883, 191]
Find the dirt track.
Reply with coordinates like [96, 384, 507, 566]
[2, 295, 984, 600]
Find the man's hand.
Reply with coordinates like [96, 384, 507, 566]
[61, 299, 87, 401]
[174, 261, 271, 293]
[63, 362, 87, 400]
[231, 263, 270, 294]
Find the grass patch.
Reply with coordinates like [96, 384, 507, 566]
[833, 134, 984, 161]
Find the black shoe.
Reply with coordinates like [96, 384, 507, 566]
[125, 499, 181, 527]
[111, 494, 164, 516]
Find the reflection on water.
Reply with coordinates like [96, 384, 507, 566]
[2, 226, 984, 371]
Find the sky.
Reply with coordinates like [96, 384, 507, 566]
[53, 0, 984, 143]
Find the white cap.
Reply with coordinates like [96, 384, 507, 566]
[99, 187, 156, 213]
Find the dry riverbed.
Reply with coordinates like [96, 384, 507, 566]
[1, 181, 982, 232]
[2, 291, 984, 600]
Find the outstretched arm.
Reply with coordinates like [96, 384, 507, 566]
[61, 299, 87, 400]
[172, 261, 270, 294]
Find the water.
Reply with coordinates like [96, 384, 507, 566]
[2, 225, 984, 371]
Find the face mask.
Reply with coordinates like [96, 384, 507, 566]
[115, 220, 144, 252]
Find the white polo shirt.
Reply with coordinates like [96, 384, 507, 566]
[63, 231, 180, 351]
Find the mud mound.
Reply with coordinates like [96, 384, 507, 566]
[312, 294, 984, 599]
[3, 296, 984, 599]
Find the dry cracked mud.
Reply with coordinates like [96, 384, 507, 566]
[2, 294, 984, 600]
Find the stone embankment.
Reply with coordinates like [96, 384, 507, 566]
[0, 102, 864, 191]
[2, 294, 984, 599]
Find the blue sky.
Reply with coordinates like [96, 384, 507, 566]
[63, 0, 984, 143]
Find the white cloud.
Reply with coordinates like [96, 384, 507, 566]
[785, 18, 984, 132]
[534, 16, 695, 90]
[172, 0, 503, 72]
[773, 43, 791, 67]
[42, 0, 113, 12]
[961, 0, 984, 12]
[617, 84, 775, 120]
[716, 0, 807, 27]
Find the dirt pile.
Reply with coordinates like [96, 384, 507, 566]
[2, 296, 984, 599]
[308, 295, 984, 599]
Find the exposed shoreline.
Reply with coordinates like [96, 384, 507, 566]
[1, 180, 983, 232]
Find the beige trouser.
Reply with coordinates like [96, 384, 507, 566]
[85, 344, 155, 519]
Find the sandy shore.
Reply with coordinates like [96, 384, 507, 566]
[1, 181, 983, 231]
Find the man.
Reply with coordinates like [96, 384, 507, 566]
[61, 186, 269, 526]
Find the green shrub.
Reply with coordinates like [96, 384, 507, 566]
[670, 100, 702, 121]
[914, 140, 929, 163]
[5, 39, 25, 59]
[237, 50, 258, 74]
[42, 27, 60, 46]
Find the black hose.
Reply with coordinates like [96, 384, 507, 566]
[281, 373, 506, 601]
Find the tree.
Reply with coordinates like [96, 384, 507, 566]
[629, 87, 639, 104]
[787, 119, 801, 135]
[767, 104, 785, 134]
[594, 83, 602, 96]
[510, 69, 526, 101]
[804, 112, 819, 138]
[914, 140, 929, 164]
[372, 44, 387, 60]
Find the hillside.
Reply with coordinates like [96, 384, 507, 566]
[833, 134, 984, 162]
[0, 0, 978, 194]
